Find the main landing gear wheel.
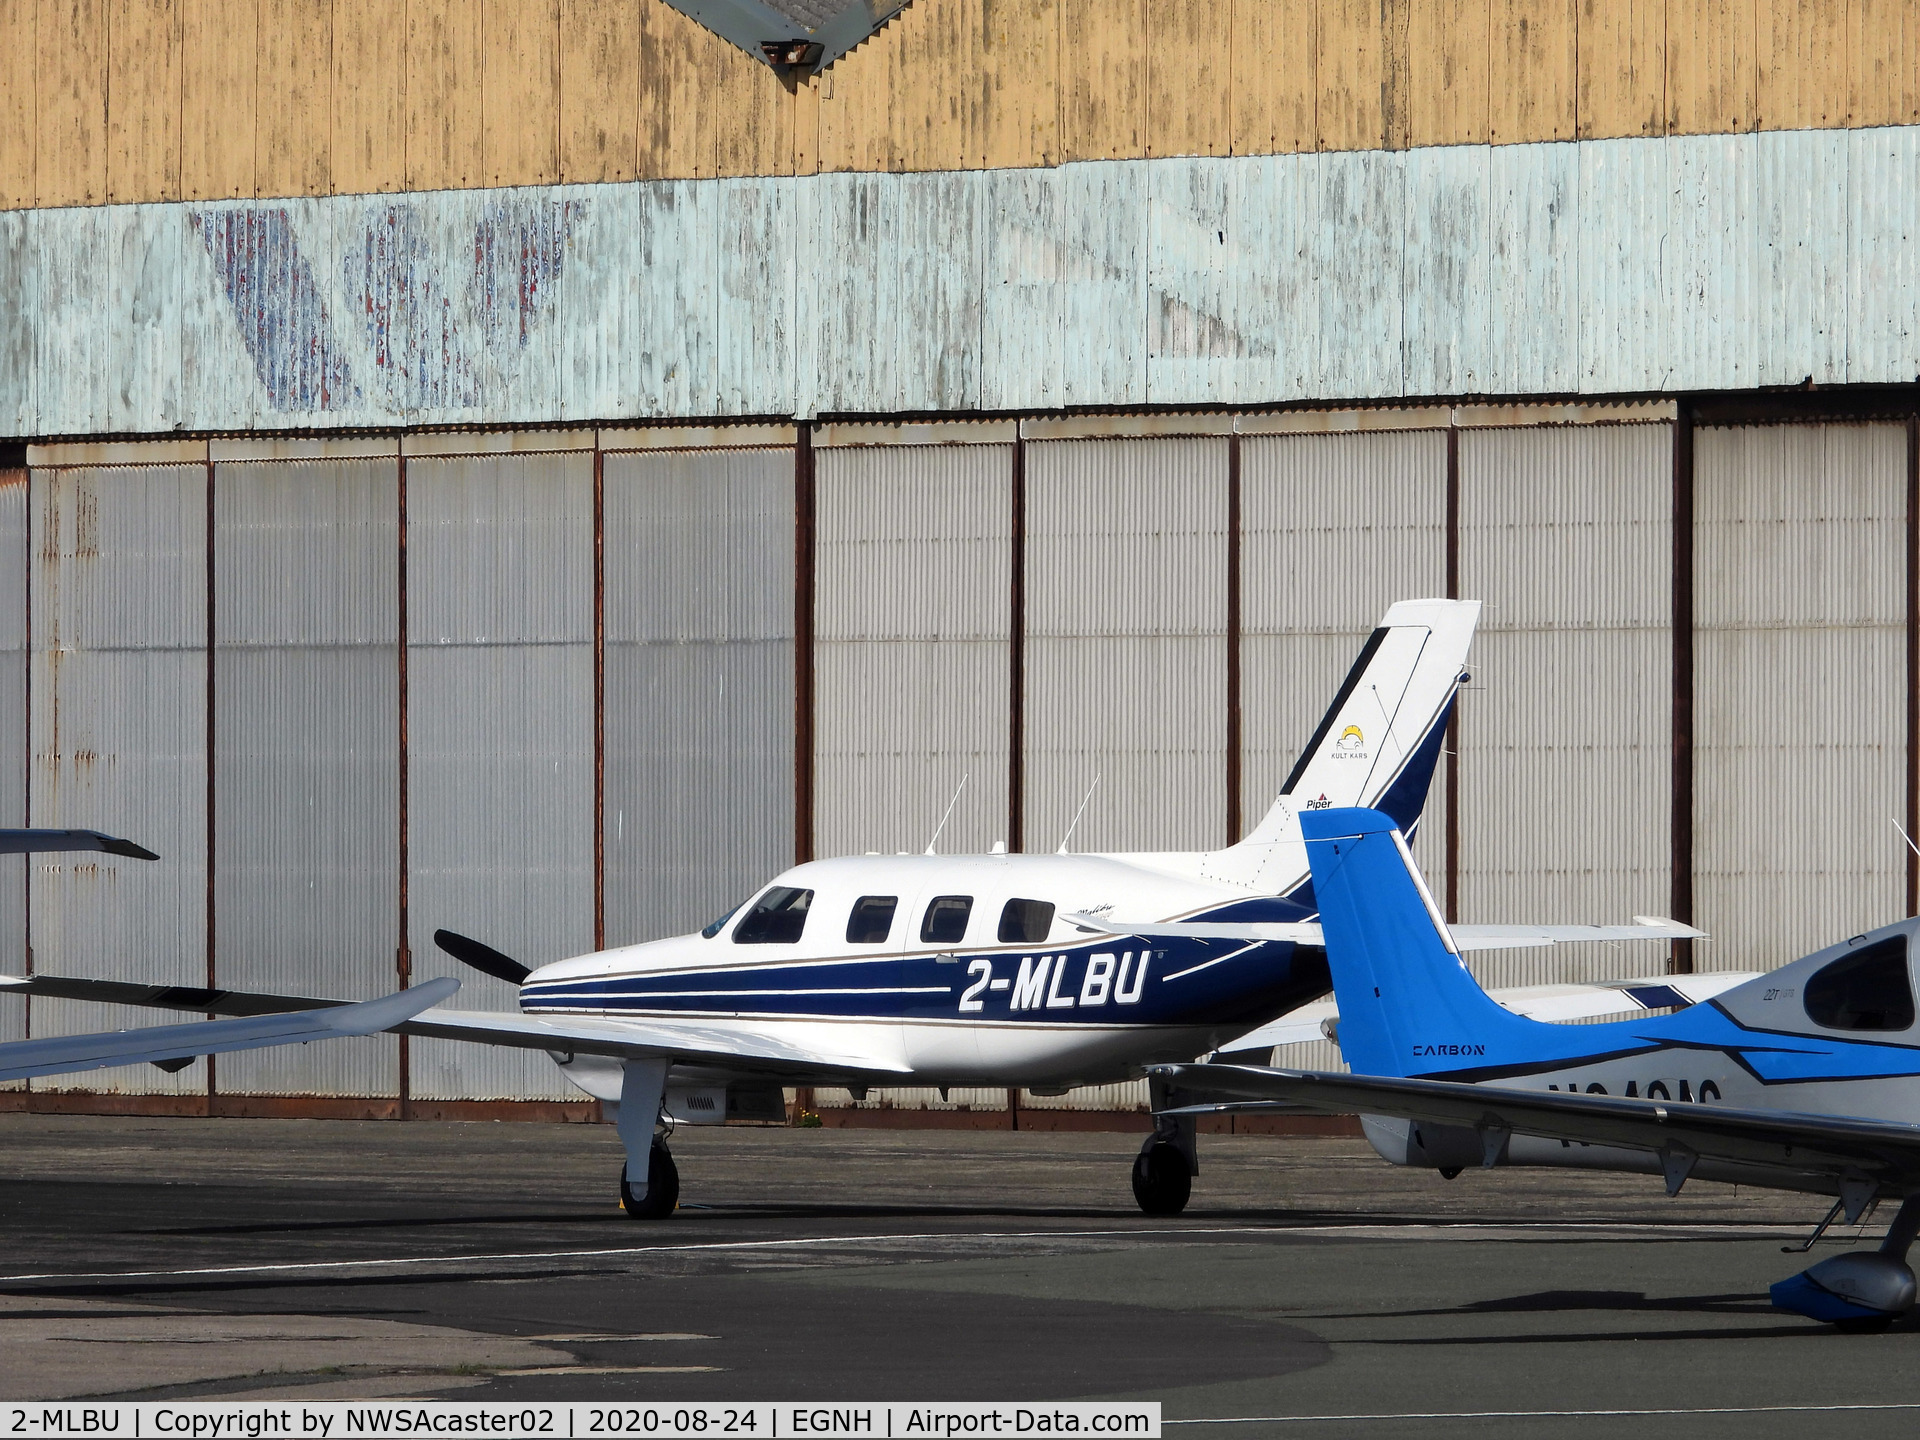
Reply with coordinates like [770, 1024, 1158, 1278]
[620, 1140, 680, 1219]
[1132, 1141, 1192, 1216]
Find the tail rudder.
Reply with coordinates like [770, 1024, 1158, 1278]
[1243, 599, 1478, 845]
[1301, 806, 1538, 1077]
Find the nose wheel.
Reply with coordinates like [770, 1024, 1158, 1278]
[620, 1139, 680, 1219]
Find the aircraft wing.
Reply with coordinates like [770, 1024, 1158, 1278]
[0, 828, 159, 860]
[0, 973, 913, 1083]
[1149, 1062, 1920, 1189]
[0, 978, 455, 1082]
[1218, 971, 1763, 1052]
[1066, 912, 1706, 951]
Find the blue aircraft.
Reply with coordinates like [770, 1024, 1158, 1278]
[1150, 806, 1920, 1330]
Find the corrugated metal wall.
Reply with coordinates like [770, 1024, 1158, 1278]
[1238, 428, 1447, 1073]
[27, 464, 209, 1093]
[406, 451, 593, 1101]
[1024, 437, 1228, 853]
[1238, 430, 1449, 834]
[814, 442, 1013, 857]
[0, 471, 24, 1069]
[604, 446, 796, 947]
[1456, 423, 1673, 990]
[212, 459, 401, 1096]
[1694, 424, 1909, 972]
[11, 130, 1920, 435]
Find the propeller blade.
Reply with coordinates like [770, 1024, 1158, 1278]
[433, 929, 531, 985]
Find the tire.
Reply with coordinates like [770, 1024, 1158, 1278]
[620, 1142, 680, 1219]
[1131, 1141, 1192, 1216]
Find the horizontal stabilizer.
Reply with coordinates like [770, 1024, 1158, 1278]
[1150, 1061, 1920, 1189]
[0, 828, 158, 860]
[0, 978, 454, 1082]
[1069, 912, 1708, 952]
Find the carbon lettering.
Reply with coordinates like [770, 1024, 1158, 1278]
[1410, 1044, 1487, 1057]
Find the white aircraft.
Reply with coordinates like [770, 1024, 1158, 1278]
[0, 829, 451, 1081]
[1153, 806, 1920, 1330]
[5, 599, 1721, 1217]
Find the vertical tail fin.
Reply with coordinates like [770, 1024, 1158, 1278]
[1300, 806, 1540, 1077]
[1242, 599, 1479, 845]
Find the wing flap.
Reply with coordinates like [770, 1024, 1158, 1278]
[1151, 1063, 1920, 1185]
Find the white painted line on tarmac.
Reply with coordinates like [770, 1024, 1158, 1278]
[1168, 1402, 1920, 1424]
[0, 1220, 1805, 1286]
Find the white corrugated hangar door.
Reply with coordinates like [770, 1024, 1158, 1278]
[27, 463, 209, 1094]
[1694, 423, 1908, 972]
[0, 469, 23, 1072]
[213, 459, 402, 1098]
[1023, 437, 1228, 854]
[813, 435, 1012, 1114]
[814, 439, 1012, 858]
[407, 450, 594, 1102]
[603, 445, 796, 948]
[1456, 421, 1674, 991]
[1238, 426, 1446, 1073]
[1237, 427, 1449, 857]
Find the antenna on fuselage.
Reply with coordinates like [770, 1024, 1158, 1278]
[925, 773, 970, 854]
[1057, 773, 1101, 854]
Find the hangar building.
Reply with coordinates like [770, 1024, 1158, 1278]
[2, 0, 1917, 1120]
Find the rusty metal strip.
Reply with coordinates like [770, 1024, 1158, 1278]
[1225, 432, 1242, 845]
[1008, 435, 1026, 854]
[1444, 425, 1460, 923]
[1908, 414, 1918, 916]
[1669, 404, 1696, 975]
[396, 451, 412, 1115]
[205, 460, 218, 1108]
[593, 442, 607, 953]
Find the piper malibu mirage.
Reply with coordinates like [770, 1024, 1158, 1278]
[1153, 806, 1920, 1330]
[5, 600, 1722, 1217]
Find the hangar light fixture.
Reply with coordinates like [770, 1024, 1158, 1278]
[761, 39, 824, 68]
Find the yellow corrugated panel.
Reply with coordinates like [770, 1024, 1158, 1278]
[257, 0, 332, 199]
[816, 23, 891, 171]
[710, 34, 794, 177]
[1061, 0, 1145, 160]
[408, 0, 486, 190]
[331, 0, 407, 195]
[792, 74, 821, 175]
[561, 0, 639, 182]
[107, 0, 180, 204]
[1318, 0, 1388, 150]
[0, 1, 34, 208]
[1754, 0, 1846, 129]
[1576, 0, 1666, 138]
[635, 0, 710, 179]
[1231, 0, 1316, 156]
[982, 0, 1057, 167]
[1490, 0, 1576, 143]
[1146, 0, 1230, 157]
[486, 0, 560, 187]
[179, 0, 254, 201]
[1410, 0, 1489, 147]
[1850, 0, 1919, 125]
[1668, 0, 1758, 134]
[38, 0, 107, 206]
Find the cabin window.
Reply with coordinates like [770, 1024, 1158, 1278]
[732, 886, 814, 944]
[700, 904, 741, 939]
[1804, 937, 1915, 1031]
[921, 895, 974, 944]
[846, 895, 898, 944]
[998, 898, 1055, 943]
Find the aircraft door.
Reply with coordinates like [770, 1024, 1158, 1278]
[897, 884, 987, 1077]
